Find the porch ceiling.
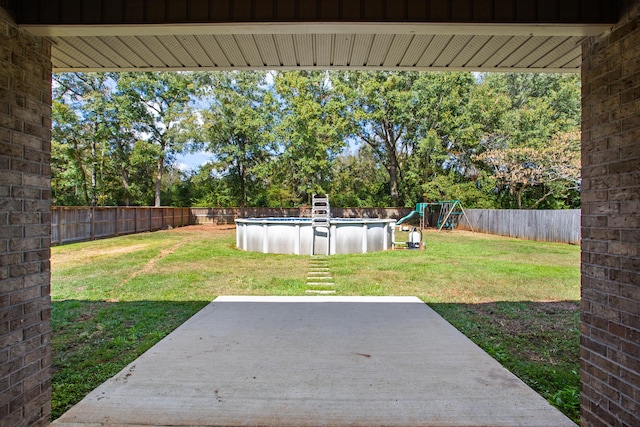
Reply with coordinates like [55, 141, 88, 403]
[24, 22, 611, 72]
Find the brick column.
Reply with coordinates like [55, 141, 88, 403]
[581, 2, 640, 426]
[0, 5, 53, 426]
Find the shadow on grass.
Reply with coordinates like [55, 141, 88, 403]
[51, 299, 210, 421]
[429, 300, 581, 423]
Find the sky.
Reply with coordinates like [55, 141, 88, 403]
[175, 151, 211, 172]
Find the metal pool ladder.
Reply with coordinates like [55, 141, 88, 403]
[311, 194, 330, 256]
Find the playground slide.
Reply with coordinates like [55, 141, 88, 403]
[396, 210, 419, 225]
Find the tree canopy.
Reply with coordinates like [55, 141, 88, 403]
[52, 71, 581, 209]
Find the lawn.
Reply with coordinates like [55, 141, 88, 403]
[50, 225, 581, 422]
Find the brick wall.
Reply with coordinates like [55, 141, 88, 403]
[581, 2, 640, 426]
[0, 5, 52, 426]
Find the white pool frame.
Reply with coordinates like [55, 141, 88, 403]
[235, 217, 396, 255]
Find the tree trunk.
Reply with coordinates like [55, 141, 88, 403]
[116, 138, 132, 206]
[155, 152, 164, 207]
[532, 188, 555, 209]
[516, 186, 524, 209]
[121, 170, 131, 206]
[240, 138, 247, 207]
[387, 151, 400, 206]
[72, 138, 91, 205]
[91, 139, 97, 206]
[241, 168, 247, 207]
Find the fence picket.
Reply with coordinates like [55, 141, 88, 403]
[51, 207, 580, 246]
[459, 209, 580, 244]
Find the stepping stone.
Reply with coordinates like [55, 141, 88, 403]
[306, 256, 334, 293]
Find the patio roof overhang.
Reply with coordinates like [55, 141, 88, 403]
[12, 0, 624, 73]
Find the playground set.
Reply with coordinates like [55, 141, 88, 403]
[392, 200, 473, 250]
[396, 200, 473, 232]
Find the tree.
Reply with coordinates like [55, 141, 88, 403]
[52, 100, 93, 205]
[474, 131, 580, 209]
[273, 71, 349, 204]
[52, 72, 189, 207]
[200, 71, 275, 207]
[117, 72, 202, 206]
[421, 172, 496, 208]
[480, 73, 581, 148]
[50, 70, 582, 210]
[469, 73, 581, 208]
[333, 71, 414, 206]
[334, 71, 478, 207]
[52, 73, 127, 206]
[330, 145, 391, 207]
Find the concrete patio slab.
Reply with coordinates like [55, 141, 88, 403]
[52, 296, 575, 426]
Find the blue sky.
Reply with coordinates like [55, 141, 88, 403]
[175, 151, 211, 172]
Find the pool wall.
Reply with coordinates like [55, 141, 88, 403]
[235, 218, 396, 255]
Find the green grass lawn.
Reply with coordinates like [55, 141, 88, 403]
[51, 226, 581, 422]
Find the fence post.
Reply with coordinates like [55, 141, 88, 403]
[90, 207, 95, 240]
[115, 207, 119, 236]
[58, 206, 63, 244]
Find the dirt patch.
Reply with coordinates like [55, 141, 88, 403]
[168, 224, 236, 236]
[420, 229, 503, 240]
[534, 301, 580, 313]
[118, 239, 191, 286]
[473, 301, 579, 315]
[54, 244, 149, 266]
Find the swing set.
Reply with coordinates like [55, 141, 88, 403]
[396, 200, 474, 233]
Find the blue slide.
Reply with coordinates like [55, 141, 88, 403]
[396, 210, 420, 225]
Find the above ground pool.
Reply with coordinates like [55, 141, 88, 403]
[235, 217, 396, 255]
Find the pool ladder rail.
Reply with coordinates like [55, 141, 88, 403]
[311, 194, 330, 256]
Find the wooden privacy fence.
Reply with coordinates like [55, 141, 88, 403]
[53, 206, 412, 245]
[190, 207, 300, 225]
[52, 207, 191, 245]
[459, 209, 581, 244]
[52, 206, 580, 245]
[190, 207, 413, 224]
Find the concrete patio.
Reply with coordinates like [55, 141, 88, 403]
[52, 296, 575, 426]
